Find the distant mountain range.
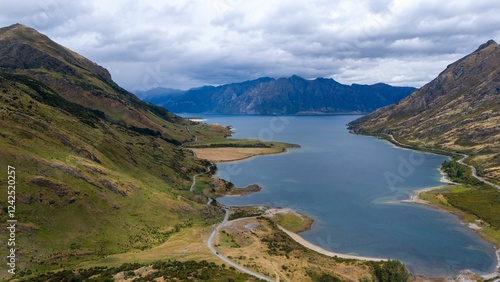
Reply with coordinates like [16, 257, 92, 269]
[136, 76, 416, 115]
[349, 40, 500, 182]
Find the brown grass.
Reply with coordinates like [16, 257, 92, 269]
[214, 217, 376, 281]
[76, 225, 218, 269]
[190, 147, 285, 162]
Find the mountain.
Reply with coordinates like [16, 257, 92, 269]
[0, 24, 222, 275]
[158, 75, 416, 114]
[348, 40, 500, 182]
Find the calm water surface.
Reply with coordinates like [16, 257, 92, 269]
[184, 114, 497, 277]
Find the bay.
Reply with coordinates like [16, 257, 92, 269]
[184, 114, 497, 277]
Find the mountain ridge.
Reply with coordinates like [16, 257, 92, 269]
[348, 39, 500, 182]
[0, 24, 185, 139]
[142, 76, 416, 115]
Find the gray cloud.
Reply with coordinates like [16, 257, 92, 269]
[0, 0, 499, 90]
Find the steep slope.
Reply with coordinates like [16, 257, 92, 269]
[0, 24, 223, 276]
[0, 24, 184, 141]
[159, 76, 416, 114]
[348, 40, 500, 182]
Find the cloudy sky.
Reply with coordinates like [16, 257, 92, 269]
[1, 0, 499, 92]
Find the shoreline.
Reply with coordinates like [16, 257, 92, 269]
[221, 207, 386, 262]
[400, 162, 500, 279]
[405, 185, 500, 279]
[276, 225, 387, 262]
[262, 207, 314, 233]
[401, 185, 445, 205]
[211, 131, 500, 278]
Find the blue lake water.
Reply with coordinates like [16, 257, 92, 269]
[184, 114, 497, 277]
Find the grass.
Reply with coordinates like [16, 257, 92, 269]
[76, 224, 219, 270]
[192, 176, 213, 193]
[268, 211, 314, 233]
[0, 66, 301, 280]
[190, 147, 286, 162]
[445, 185, 500, 228]
[380, 132, 500, 248]
[24, 259, 263, 281]
[0, 73, 225, 279]
[420, 185, 500, 246]
[185, 123, 298, 163]
[213, 216, 387, 282]
[186, 124, 299, 149]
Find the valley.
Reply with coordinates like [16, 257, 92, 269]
[1, 23, 499, 282]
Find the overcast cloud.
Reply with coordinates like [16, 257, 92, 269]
[1, 0, 499, 91]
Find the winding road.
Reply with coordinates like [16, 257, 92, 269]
[388, 134, 500, 190]
[388, 135, 500, 279]
[182, 125, 212, 192]
[183, 125, 274, 280]
[456, 154, 500, 190]
[189, 166, 211, 192]
[207, 209, 274, 282]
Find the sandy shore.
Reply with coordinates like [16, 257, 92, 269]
[276, 225, 387, 262]
[482, 249, 500, 280]
[224, 207, 385, 261]
[401, 185, 445, 205]
[402, 166, 456, 205]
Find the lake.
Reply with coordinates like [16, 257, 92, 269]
[185, 114, 497, 277]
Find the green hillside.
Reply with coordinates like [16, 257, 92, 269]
[0, 24, 228, 278]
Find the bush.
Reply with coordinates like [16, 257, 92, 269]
[375, 260, 411, 282]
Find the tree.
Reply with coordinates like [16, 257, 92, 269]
[376, 260, 411, 282]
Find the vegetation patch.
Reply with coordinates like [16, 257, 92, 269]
[445, 185, 500, 228]
[265, 209, 314, 233]
[229, 206, 267, 220]
[442, 159, 483, 185]
[420, 185, 500, 246]
[214, 217, 409, 281]
[23, 260, 262, 281]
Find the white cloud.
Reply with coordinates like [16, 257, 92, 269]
[0, 0, 499, 90]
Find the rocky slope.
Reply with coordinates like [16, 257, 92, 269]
[349, 40, 500, 182]
[155, 75, 416, 114]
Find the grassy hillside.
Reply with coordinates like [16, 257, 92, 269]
[349, 40, 500, 183]
[0, 24, 239, 278]
[0, 71, 230, 277]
